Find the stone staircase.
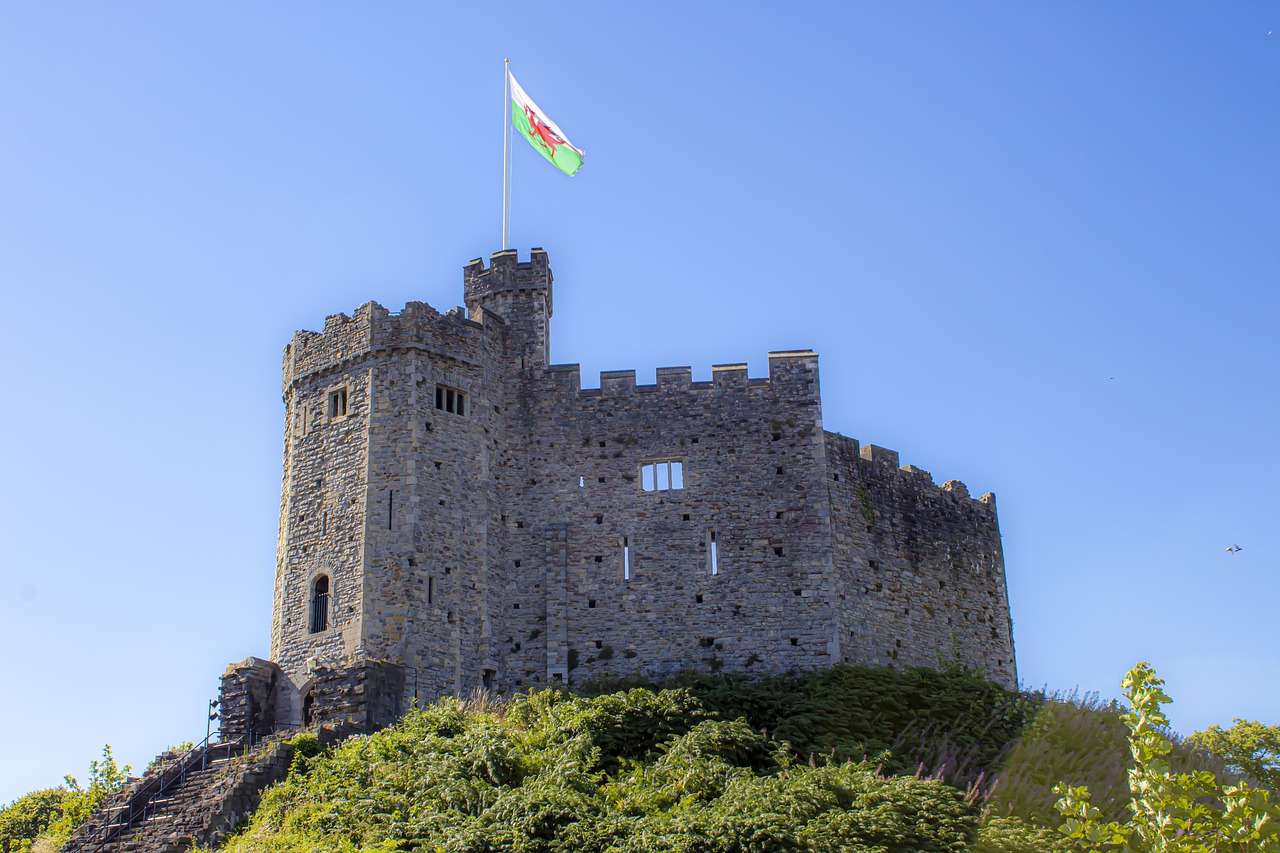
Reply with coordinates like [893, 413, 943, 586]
[62, 736, 295, 853]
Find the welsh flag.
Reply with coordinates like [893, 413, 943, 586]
[509, 71, 584, 177]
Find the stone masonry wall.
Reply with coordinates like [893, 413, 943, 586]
[219, 657, 280, 741]
[498, 352, 836, 688]
[825, 434, 1016, 689]
[267, 248, 1018, 723]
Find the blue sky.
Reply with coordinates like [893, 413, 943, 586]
[1, 3, 1276, 804]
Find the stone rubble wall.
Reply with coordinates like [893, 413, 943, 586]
[825, 433, 1016, 689]
[265, 248, 1019, 719]
[502, 351, 836, 688]
[219, 657, 280, 741]
[306, 659, 405, 740]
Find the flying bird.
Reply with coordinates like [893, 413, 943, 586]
[1226, 544, 1243, 554]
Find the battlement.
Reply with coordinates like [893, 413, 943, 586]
[824, 432, 996, 511]
[543, 350, 819, 398]
[268, 248, 1015, 705]
[463, 248, 553, 319]
[281, 298, 492, 394]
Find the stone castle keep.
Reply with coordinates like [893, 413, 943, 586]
[64, 248, 1020, 850]
[243, 248, 1015, 735]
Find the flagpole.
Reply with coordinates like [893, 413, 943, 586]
[502, 59, 511, 250]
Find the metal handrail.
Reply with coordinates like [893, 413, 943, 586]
[81, 721, 305, 851]
[84, 733, 229, 851]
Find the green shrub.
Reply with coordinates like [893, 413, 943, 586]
[1054, 662, 1280, 852]
[0, 788, 67, 853]
[583, 662, 1040, 787]
[220, 688, 985, 853]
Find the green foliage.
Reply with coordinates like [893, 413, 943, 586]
[1187, 720, 1280, 794]
[221, 688, 985, 853]
[988, 693, 1134, 827]
[583, 663, 1039, 787]
[990, 689, 1236, 832]
[972, 815, 1069, 853]
[2, 745, 132, 853]
[0, 788, 67, 853]
[1053, 662, 1280, 852]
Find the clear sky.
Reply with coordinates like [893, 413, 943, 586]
[1, 3, 1276, 805]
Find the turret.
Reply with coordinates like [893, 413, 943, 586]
[464, 248, 553, 368]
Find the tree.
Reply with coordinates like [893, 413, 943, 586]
[0, 789, 67, 853]
[1188, 720, 1280, 794]
[1054, 662, 1280, 852]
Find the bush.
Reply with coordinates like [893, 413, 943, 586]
[1054, 662, 1280, 852]
[219, 688, 985, 853]
[0, 788, 67, 853]
[582, 663, 1040, 788]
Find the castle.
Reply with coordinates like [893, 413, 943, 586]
[233, 248, 1015, 735]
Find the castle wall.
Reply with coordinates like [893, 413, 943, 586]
[825, 434, 1016, 689]
[267, 248, 1018, 723]
[272, 299, 512, 707]
[494, 352, 838, 688]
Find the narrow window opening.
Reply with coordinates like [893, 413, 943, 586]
[578, 476, 585, 487]
[594, 515, 603, 525]
[309, 576, 330, 633]
[593, 555, 603, 563]
[789, 637, 798, 646]
[388, 491, 394, 529]
[622, 536, 630, 581]
[695, 593, 703, 603]
[682, 513, 690, 521]
[597, 476, 605, 483]
[588, 599, 596, 608]
[427, 576, 435, 605]
[773, 546, 783, 556]
[513, 603, 521, 609]
[708, 530, 719, 575]
[434, 384, 467, 415]
[328, 388, 348, 418]
[514, 559, 522, 568]
[832, 473, 840, 481]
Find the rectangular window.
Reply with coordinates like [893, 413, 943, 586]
[328, 388, 348, 418]
[640, 460, 684, 492]
[623, 536, 631, 581]
[434, 384, 466, 415]
[428, 576, 435, 605]
[708, 530, 718, 575]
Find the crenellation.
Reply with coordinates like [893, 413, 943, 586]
[600, 369, 637, 392]
[860, 444, 900, 468]
[656, 366, 692, 386]
[261, 247, 1016, 735]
